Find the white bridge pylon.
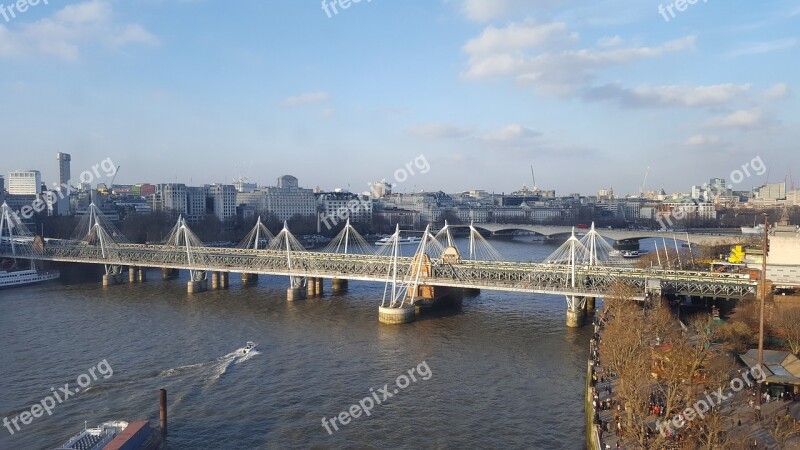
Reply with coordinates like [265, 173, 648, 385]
[0, 201, 40, 259]
[72, 203, 129, 275]
[163, 215, 208, 282]
[544, 222, 626, 314]
[237, 216, 276, 250]
[268, 221, 309, 289]
[321, 218, 375, 255]
[381, 224, 434, 309]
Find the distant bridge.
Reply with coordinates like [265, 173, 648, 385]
[469, 224, 746, 247]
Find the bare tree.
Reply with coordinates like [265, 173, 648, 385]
[772, 304, 800, 355]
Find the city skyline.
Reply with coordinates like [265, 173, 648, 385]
[0, 1, 797, 195]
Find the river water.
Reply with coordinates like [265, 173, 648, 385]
[1, 237, 600, 449]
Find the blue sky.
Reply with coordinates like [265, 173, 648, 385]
[1, 0, 798, 196]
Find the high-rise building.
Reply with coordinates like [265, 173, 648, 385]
[8, 170, 41, 195]
[277, 175, 299, 189]
[157, 183, 188, 216]
[186, 186, 209, 223]
[57, 152, 71, 187]
[209, 184, 236, 222]
[0, 175, 4, 193]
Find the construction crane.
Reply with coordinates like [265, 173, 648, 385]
[530, 165, 537, 190]
[640, 166, 650, 198]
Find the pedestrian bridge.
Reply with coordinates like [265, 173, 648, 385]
[470, 224, 745, 247]
[0, 203, 758, 327]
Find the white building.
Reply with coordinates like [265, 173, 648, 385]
[209, 184, 237, 222]
[236, 177, 317, 222]
[317, 192, 373, 225]
[158, 183, 188, 216]
[8, 170, 41, 195]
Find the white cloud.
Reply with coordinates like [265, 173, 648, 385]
[459, 0, 561, 22]
[583, 83, 751, 108]
[483, 123, 541, 143]
[464, 21, 577, 55]
[407, 123, 472, 140]
[280, 92, 331, 107]
[597, 35, 622, 48]
[764, 83, 790, 99]
[462, 19, 696, 96]
[686, 134, 720, 146]
[704, 109, 766, 130]
[725, 38, 798, 58]
[0, 0, 158, 61]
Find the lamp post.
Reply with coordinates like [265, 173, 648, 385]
[756, 213, 769, 418]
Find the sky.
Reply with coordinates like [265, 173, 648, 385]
[0, 0, 798, 196]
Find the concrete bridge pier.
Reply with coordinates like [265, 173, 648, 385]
[307, 277, 320, 297]
[585, 297, 596, 317]
[162, 268, 179, 280]
[188, 272, 207, 294]
[219, 272, 229, 289]
[566, 296, 587, 328]
[242, 273, 259, 284]
[288, 277, 307, 301]
[315, 278, 324, 296]
[128, 266, 139, 283]
[211, 272, 220, 290]
[379, 305, 416, 324]
[138, 268, 147, 282]
[102, 273, 123, 286]
[332, 278, 348, 294]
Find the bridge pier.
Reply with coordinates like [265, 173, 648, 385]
[220, 272, 229, 289]
[332, 278, 348, 294]
[378, 305, 416, 324]
[585, 297, 596, 317]
[211, 272, 220, 290]
[129, 266, 139, 283]
[102, 273, 123, 286]
[242, 273, 259, 284]
[315, 278, 324, 296]
[566, 295, 587, 328]
[288, 287, 306, 301]
[162, 268, 178, 280]
[138, 268, 147, 282]
[188, 279, 207, 294]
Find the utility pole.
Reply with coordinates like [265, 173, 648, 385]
[756, 213, 770, 418]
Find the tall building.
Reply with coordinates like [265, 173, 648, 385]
[277, 175, 299, 189]
[208, 184, 237, 221]
[8, 170, 41, 195]
[236, 177, 317, 222]
[57, 152, 71, 187]
[186, 186, 208, 223]
[0, 175, 4, 193]
[158, 183, 188, 216]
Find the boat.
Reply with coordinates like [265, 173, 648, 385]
[239, 341, 258, 355]
[56, 420, 159, 450]
[0, 261, 59, 289]
[621, 250, 641, 259]
[375, 236, 423, 246]
[741, 224, 765, 235]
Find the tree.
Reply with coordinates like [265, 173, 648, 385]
[772, 305, 800, 355]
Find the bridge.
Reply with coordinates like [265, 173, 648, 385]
[0, 203, 758, 327]
[470, 223, 746, 247]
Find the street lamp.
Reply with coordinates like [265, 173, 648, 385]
[756, 213, 770, 418]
